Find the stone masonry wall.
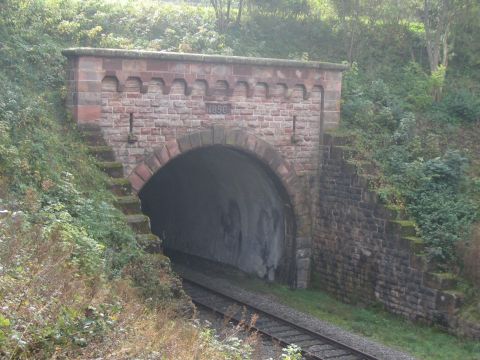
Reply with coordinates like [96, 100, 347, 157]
[98, 71, 323, 178]
[64, 48, 344, 179]
[313, 134, 464, 328]
[63, 48, 347, 288]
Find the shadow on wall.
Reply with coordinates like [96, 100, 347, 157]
[139, 145, 295, 283]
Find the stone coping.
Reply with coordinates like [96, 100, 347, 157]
[62, 47, 348, 71]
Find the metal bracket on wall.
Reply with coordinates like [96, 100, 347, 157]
[127, 113, 138, 144]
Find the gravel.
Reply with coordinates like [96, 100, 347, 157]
[175, 264, 417, 360]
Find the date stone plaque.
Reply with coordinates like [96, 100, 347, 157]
[206, 103, 232, 115]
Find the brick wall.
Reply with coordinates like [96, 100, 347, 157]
[64, 48, 344, 179]
[63, 48, 347, 288]
[314, 134, 464, 326]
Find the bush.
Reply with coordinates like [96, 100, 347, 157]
[341, 66, 479, 267]
[439, 90, 480, 124]
[125, 253, 192, 312]
[390, 143, 478, 267]
[0, 209, 112, 358]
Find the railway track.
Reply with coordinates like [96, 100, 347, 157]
[182, 278, 380, 360]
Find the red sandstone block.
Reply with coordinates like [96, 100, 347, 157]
[234, 130, 248, 147]
[76, 105, 101, 123]
[325, 100, 340, 112]
[145, 153, 162, 174]
[233, 65, 252, 76]
[135, 163, 153, 182]
[123, 59, 147, 72]
[325, 71, 342, 81]
[177, 134, 192, 152]
[77, 81, 101, 92]
[76, 92, 100, 106]
[190, 63, 211, 75]
[211, 64, 232, 77]
[169, 63, 189, 74]
[154, 146, 170, 165]
[313, 70, 327, 81]
[323, 90, 340, 101]
[146, 60, 169, 71]
[276, 163, 290, 177]
[112, 107, 125, 113]
[78, 56, 102, 71]
[297, 69, 311, 80]
[264, 147, 283, 169]
[78, 71, 104, 81]
[200, 130, 213, 145]
[189, 132, 203, 148]
[224, 129, 238, 146]
[275, 68, 293, 79]
[252, 67, 274, 79]
[103, 58, 122, 71]
[212, 125, 225, 144]
[323, 111, 340, 127]
[128, 171, 145, 193]
[165, 139, 181, 158]
[245, 134, 257, 152]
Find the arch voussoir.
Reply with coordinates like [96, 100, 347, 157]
[199, 130, 213, 146]
[188, 132, 203, 148]
[165, 139, 181, 158]
[177, 134, 193, 153]
[154, 146, 170, 166]
[129, 128, 302, 213]
[128, 172, 145, 193]
[135, 163, 153, 182]
[145, 151, 162, 173]
[212, 125, 226, 145]
[245, 134, 257, 153]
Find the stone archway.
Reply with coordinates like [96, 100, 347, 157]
[128, 126, 311, 287]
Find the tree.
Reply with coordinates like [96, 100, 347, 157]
[209, 0, 245, 32]
[421, 0, 457, 74]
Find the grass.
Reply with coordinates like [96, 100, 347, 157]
[221, 271, 480, 360]
[0, 211, 256, 359]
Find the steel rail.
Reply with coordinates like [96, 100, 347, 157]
[182, 277, 380, 360]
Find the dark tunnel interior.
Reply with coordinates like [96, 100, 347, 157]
[139, 145, 295, 283]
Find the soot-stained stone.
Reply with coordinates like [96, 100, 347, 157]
[139, 146, 293, 283]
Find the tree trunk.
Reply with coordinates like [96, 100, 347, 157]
[236, 0, 244, 24]
[423, 0, 454, 74]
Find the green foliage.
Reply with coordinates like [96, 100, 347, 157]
[431, 90, 480, 124]
[221, 273, 480, 360]
[126, 254, 183, 306]
[199, 325, 254, 360]
[396, 62, 433, 111]
[341, 66, 479, 266]
[0, 0, 479, 355]
[280, 344, 303, 360]
[249, 0, 313, 19]
[37, 303, 120, 353]
[399, 152, 478, 264]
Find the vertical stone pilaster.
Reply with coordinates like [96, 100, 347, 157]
[74, 56, 104, 124]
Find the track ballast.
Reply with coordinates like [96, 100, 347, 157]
[182, 278, 380, 360]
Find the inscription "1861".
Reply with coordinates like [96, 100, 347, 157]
[206, 103, 232, 115]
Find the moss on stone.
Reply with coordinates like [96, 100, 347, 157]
[97, 161, 123, 169]
[392, 219, 416, 227]
[108, 178, 131, 185]
[433, 272, 458, 280]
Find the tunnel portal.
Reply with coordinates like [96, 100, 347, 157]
[139, 145, 295, 283]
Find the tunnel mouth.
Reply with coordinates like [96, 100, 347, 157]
[139, 145, 296, 285]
